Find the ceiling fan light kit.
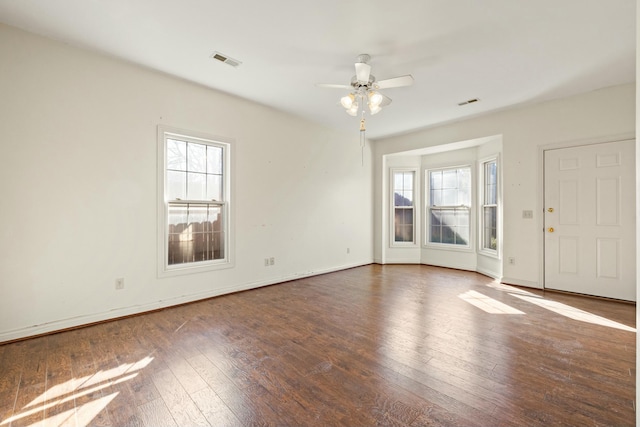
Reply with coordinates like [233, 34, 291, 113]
[317, 53, 414, 126]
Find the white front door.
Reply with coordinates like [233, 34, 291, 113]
[544, 139, 636, 301]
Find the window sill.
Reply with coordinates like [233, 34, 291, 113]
[159, 259, 234, 278]
[423, 243, 473, 253]
[478, 249, 500, 259]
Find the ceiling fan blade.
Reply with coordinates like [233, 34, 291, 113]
[375, 75, 414, 89]
[316, 83, 352, 89]
[379, 93, 392, 107]
[355, 62, 371, 84]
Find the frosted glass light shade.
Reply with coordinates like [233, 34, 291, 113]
[340, 94, 355, 108]
[369, 91, 383, 106]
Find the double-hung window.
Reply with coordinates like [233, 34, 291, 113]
[481, 159, 498, 252]
[158, 126, 232, 275]
[427, 166, 471, 247]
[392, 170, 416, 244]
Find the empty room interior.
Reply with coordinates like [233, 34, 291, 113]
[0, 1, 638, 426]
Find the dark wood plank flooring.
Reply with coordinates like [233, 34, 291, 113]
[0, 264, 635, 426]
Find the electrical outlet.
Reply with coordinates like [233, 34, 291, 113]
[508, 257, 516, 265]
[269, 257, 275, 266]
[115, 278, 124, 290]
[264, 258, 269, 267]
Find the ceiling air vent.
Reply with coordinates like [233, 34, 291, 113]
[458, 98, 479, 106]
[211, 51, 242, 68]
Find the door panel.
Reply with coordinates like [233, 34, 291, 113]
[544, 140, 635, 301]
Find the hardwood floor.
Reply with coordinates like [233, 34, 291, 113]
[0, 264, 635, 426]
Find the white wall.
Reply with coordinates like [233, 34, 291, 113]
[635, 1, 639, 424]
[374, 82, 635, 288]
[0, 24, 373, 342]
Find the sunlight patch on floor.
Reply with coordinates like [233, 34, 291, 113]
[486, 282, 539, 296]
[0, 356, 154, 427]
[459, 290, 526, 314]
[510, 293, 636, 332]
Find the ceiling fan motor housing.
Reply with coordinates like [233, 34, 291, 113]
[350, 74, 376, 88]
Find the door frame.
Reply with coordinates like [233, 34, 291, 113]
[537, 133, 635, 290]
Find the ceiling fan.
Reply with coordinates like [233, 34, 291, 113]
[317, 53, 414, 117]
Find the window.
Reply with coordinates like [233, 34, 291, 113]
[392, 170, 416, 244]
[427, 166, 471, 247]
[481, 159, 498, 252]
[158, 126, 232, 274]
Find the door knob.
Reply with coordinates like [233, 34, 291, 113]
[548, 227, 554, 233]
[547, 208, 554, 213]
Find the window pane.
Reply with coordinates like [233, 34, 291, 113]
[441, 209, 456, 227]
[403, 173, 413, 190]
[430, 189, 442, 206]
[394, 173, 404, 190]
[458, 187, 470, 206]
[485, 183, 497, 204]
[208, 206, 224, 259]
[430, 210, 441, 226]
[486, 161, 497, 185]
[456, 226, 469, 245]
[168, 204, 188, 228]
[402, 190, 413, 205]
[404, 208, 414, 225]
[167, 170, 186, 200]
[208, 205, 222, 228]
[395, 192, 412, 207]
[167, 139, 186, 171]
[187, 143, 207, 173]
[207, 175, 222, 201]
[442, 226, 455, 244]
[485, 206, 497, 228]
[207, 145, 223, 174]
[458, 168, 471, 188]
[484, 206, 497, 250]
[187, 172, 206, 200]
[442, 169, 457, 188]
[485, 226, 497, 250]
[442, 189, 457, 206]
[430, 226, 441, 243]
[430, 171, 442, 190]
[457, 210, 470, 226]
[168, 204, 189, 265]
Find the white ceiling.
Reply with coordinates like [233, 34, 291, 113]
[0, 0, 635, 139]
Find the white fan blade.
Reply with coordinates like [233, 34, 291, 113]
[316, 83, 352, 89]
[355, 62, 371, 84]
[375, 75, 414, 89]
[380, 93, 392, 107]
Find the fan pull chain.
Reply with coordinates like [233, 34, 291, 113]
[359, 115, 366, 166]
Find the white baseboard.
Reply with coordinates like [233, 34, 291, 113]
[0, 260, 373, 343]
[381, 259, 421, 264]
[476, 266, 502, 281]
[501, 276, 542, 289]
[423, 260, 477, 272]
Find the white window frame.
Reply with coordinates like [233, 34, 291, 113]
[479, 155, 500, 258]
[424, 164, 473, 251]
[390, 168, 418, 247]
[157, 125, 234, 277]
